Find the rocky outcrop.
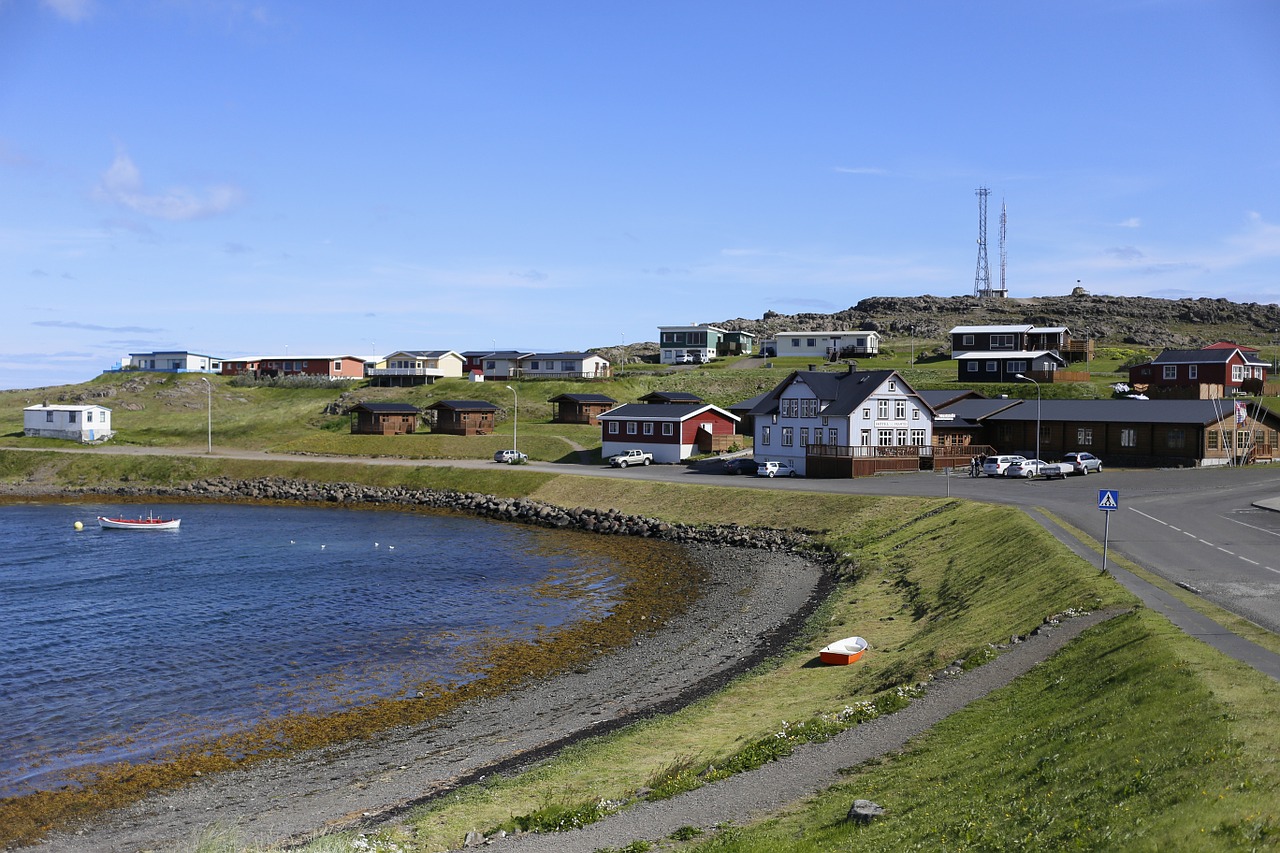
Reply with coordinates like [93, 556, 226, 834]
[86, 477, 823, 556]
[707, 293, 1280, 351]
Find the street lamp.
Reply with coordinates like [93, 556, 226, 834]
[199, 377, 212, 454]
[1016, 373, 1040, 475]
[505, 384, 518, 455]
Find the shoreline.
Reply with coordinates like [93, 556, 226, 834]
[14, 485, 831, 851]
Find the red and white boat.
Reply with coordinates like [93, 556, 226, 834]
[819, 635, 867, 665]
[97, 513, 181, 531]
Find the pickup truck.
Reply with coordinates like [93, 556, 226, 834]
[608, 448, 653, 468]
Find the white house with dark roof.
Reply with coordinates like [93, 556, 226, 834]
[748, 366, 933, 476]
[367, 350, 464, 386]
[772, 331, 880, 358]
[520, 352, 612, 379]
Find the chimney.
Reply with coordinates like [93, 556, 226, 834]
[808, 364, 816, 371]
[846, 362, 856, 374]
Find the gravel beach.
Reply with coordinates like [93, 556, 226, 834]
[31, 544, 829, 852]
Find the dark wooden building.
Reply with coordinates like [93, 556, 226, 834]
[548, 393, 616, 426]
[425, 400, 498, 436]
[349, 402, 420, 435]
[638, 391, 703, 404]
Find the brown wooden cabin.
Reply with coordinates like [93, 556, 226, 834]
[548, 393, 616, 426]
[349, 402, 420, 435]
[426, 400, 498, 436]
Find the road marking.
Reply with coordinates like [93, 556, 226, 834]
[1199, 539, 1215, 547]
[1217, 547, 1235, 556]
[1129, 507, 1167, 526]
[1240, 557, 1259, 565]
[1224, 515, 1280, 538]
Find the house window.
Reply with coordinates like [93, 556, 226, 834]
[888, 380, 896, 391]
[799, 428, 808, 446]
[761, 426, 771, 446]
[782, 427, 794, 447]
[627, 422, 637, 434]
[967, 361, 978, 373]
[1232, 365, 1244, 382]
[1167, 428, 1185, 449]
[896, 429, 908, 445]
[486, 361, 496, 371]
[912, 409, 920, 420]
[860, 429, 871, 445]
[894, 400, 906, 419]
[68, 411, 77, 423]
[877, 429, 893, 445]
[806, 338, 816, 348]
[1208, 431, 1219, 450]
[801, 399, 818, 417]
[878, 400, 890, 419]
[781, 399, 799, 418]
[529, 361, 540, 370]
[333, 361, 341, 371]
[1008, 361, 1027, 374]
[1121, 428, 1137, 448]
[990, 334, 1015, 349]
[86, 411, 93, 422]
[829, 428, 839, 444]
[790, 338, 800, 348]
[609, 422, 619, 434]
[986, 361, 998, 373]
[562, 361, 575, 372]
[962, 334, 974, 346]
[643, 422, 654, 435]
[46, 411, 54, 422]
[1163, 365, 1177, 380]
[1077, 428, 1093, 446]
[862, 407, 870, 418]
[662, 422, 674, 436]
[911, 429, 925, 445]
[1188, 365, 1198, 380]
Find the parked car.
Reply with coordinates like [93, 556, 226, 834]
[722, 457, 756, 475]
[674, 353, 695, 364]
[1005, 459, 1069, 479]
[693, 352, 711, 364]
[1063, 451, 1104, 475]
[982, 454, 1026, 477]
[493, 449, 528, 464]
[756, 460, 797, 478]
[608, 448, 653, 468]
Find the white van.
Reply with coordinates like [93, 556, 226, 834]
[982, 455, 1026, 477]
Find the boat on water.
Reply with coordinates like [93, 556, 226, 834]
[819, 635, 867, 665]
[97, 513, 181, 531]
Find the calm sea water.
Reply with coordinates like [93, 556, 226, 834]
[0, 502, 624, 798]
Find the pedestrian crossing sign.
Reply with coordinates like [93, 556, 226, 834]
[1098, 489, 1119, 511]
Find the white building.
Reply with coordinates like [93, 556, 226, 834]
[771, 331, 880, 359]
[23, 404, 114, 443]
[748, 367, 931, 476]
[121, 351, 222, 373]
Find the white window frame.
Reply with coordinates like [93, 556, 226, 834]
[662, 422, 674, 436]
[643, 422, 654, 435]
[1163, 365, 1177, 380]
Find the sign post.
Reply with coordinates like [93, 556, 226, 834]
[1098, 489, 1119, 572]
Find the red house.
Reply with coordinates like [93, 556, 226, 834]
[1128, 346, 1268, 398]
[597, 403, 739, 464]
[221, 355, 367, 380]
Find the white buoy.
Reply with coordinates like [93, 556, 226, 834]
[74, 520, 84, 531]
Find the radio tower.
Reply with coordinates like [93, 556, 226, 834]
[998, 198, 1008, 297]
[973, 186, 991, 298]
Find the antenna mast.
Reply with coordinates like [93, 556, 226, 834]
[973, 186, 991, 298]
[998, 198, 1008, 297]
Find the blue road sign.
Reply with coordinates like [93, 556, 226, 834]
[1098, 489, 1119, 511]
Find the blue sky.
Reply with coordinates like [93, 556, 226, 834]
[2, 0, 1278, 390]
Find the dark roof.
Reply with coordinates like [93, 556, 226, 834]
[526, 352, 603, 361]
[391, 350, 456, 358]
[639, 391, 703, 403]
[548, 393, 617, 404]
[1150, 348, 1237, 365]
[984, 399, 1277, 426]
[728, 390, 771, 412]
[426, 400, 499, 412]
[598, 402, 738, 422]
[932, 397, 1025, 428]
[919, 389, 987, 408]
[749, 369, 924, 418]
[349, 402, 421, 414]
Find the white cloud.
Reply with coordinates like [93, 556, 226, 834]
[834, 166, 888, 176]
[41, 0, 93, 22]
[95, 148, 244, 222]
[1118, 217, 1142, 228]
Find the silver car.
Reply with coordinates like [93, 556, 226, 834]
[982, 455, 1026, 477]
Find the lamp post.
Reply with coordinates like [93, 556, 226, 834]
[199, 377, 212, 454]
[909, 324, 915, 365]
[1016, 373, 1040, 475]
[505, 384, 518, 455]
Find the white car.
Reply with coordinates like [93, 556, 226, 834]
[1004, 459, 1068, 479]
[982, 455, 1026, 477]
[756, 460, 797, 478]
[674, 353, 695, 364]
[493, 449, 528, 464]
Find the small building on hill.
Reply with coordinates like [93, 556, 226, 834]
[425, 400, 499, 436]
[349, 402, 421, 435]
[548, 393, 616, 426]
[23, 403, 114, 443]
